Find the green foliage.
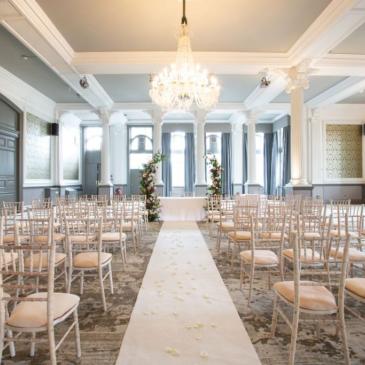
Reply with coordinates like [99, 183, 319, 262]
[140, 152, 165, 222]
[205, 155, 222, 196]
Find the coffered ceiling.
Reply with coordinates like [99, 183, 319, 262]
[36, 0, 331, 53]
[1, 0, 365, 122]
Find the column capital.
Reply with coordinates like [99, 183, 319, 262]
[285, 64, 310, 94]
[193, 109, 208, 124]
[98, 107, 111, 124]
[145, 107, 164, 122]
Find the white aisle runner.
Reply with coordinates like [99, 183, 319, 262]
[116, 221, 261, 365]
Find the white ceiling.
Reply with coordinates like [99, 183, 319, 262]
[1, 0, 365, 121]
[36, 0, 331, 52]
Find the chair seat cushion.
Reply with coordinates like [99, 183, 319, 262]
[7, 292, 79, 328]
[240, 250, 278, 265]
[34, 233, 65, 243]
[274, 281, 337, 311]
[259, 232, 286, 240]
[73, 252, 112, 268]
[283, 248, 321, 263]
[330, 230, 359, 239]
[101, 232, 126, 241]
[3, 234, 27, 244]
[68, 235, 96, 244]
[1, 252, 18, 268]
[345, 278, 365, 298]
[329, 247, 365, 262]
[24, 253, 66, 268]
[228, 231, 251, 241]
[217, 221, 234, 230]
[303, 232, 321, 240]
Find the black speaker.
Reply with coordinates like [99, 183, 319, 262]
[50, 123, 59, 136]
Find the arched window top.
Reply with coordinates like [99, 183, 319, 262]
[130, 135, 153, 152]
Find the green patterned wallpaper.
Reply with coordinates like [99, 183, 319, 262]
[326, 124, 362, 179]
[25, 113, 51, 180]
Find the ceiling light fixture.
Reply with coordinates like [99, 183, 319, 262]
[149, 0, 220, 112]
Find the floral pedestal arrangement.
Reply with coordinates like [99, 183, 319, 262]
[205, 155, 222, 196]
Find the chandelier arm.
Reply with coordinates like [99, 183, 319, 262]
[181, 0, 188, 25]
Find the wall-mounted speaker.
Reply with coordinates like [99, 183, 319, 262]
[49, 123, 59, 136]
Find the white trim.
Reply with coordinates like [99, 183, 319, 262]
[0, 66, 55, 120]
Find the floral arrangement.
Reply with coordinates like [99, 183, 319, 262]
[140, 152, 165, 221]
[205, 155, 222, 196]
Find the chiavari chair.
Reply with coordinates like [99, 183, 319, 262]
[215, 199, 235, 253]
[240, 214, 286, 304]
[0, 214, 81, 364]
[65, 217, 113, 311]
[270, 224, 351, 365]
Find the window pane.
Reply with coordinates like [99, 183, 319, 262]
[130, 153, 152, 169]
[85, 127, 102, 151]
[63, 124, 80, 180]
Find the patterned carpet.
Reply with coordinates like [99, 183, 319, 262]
[3, 221, 365, 364]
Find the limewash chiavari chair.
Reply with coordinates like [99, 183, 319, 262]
[206, 195, 222, 237]
[215, 199, 235, 253]
[65, 217, 113, 311]
[121, 199, 140, 253]
[0, 214, 81, 364]
[240, 214, 286, 304]
[227, 201, 258, 265]
[270, 224, 351, 365]
[99, 203, 127, 263]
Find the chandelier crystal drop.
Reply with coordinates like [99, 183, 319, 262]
[149, 0, 220, 112]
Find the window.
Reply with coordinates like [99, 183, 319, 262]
[63, 124, 80, 180]
[171, 132, 185, 187]
[255, 133, 264, 186]
[129, 126, 153, 170]
[275, 128, 284, 192]
[85, 127, 102, 151]
[206, 132, 222, 184]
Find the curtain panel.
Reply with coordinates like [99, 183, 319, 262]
[221, 133, 232, 197]
[282, 125, 291, 187]
[263, 133, 273, 195]
[184, 132, 195, 194]
[270, 132, 278, 195]
[242, 132, 248, 187]
[162, 132, 172, 197]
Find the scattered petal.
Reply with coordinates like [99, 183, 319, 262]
[200, 351, 209, 359]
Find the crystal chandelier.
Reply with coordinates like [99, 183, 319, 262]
[149, 0, 220, 112]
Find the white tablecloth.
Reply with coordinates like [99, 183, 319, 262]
[159, 197, 206, 221]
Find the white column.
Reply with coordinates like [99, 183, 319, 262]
[110, 112, 128, 186]
[152, 110, 163, 186]
[288, 67, 310, 186]
[194, 112, 207, 187]
[231, 119, 243, 193]
[99, 109, 112, 186]
[246, 117, 257, 185]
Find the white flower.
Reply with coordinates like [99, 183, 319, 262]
[200, 351, 209, 359]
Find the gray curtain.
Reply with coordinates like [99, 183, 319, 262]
[264, 133, 273, 195]
[184, 133, 195, 194]
[242, 132, 248, 186]
[162, 132, 172, 196]
[282, 125, 291, 187]
[221, 133, 232, 197]
[270, 132, 278, 195]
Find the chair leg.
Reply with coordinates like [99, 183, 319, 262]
[270, 294, 279, 338]
[239, 258, 245, 290]
[288, 306, 300, 365]
[67, 267, 73, 293]
[48, 325, 57, 365]
[108, 262, 114, 294]
[80, 271, 84, 295]
[338, 308, 350, 364]
[73, 310, 82, 358]
[248, 263, 255, 305]
[7, 329, 15, 357]
[99, 268, 107, 312]
[30, 332, 36, 356]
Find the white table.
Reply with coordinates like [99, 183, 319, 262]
[159, 197, 206, 221]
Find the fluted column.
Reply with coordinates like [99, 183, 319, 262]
[110, 111, 128, 192]
[98, 108, 113, 197]
[245, 113, 263, 194]
[231, 113, 245, 194]
[194, 111, 207, 196]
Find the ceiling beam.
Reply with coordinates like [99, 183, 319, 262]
[288, 0, 365, 65]
[306, 76, 365, 106]
[1, 0, 113, 109]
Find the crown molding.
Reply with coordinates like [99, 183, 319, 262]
[0, 65, 55, 120]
